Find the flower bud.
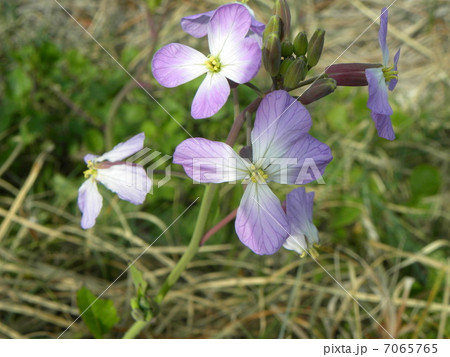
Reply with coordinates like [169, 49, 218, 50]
[263, 33, 281, 77]
[325, 63, 380, 86]
[293, 32, 308, 57]
[274, 0, 291, 41]
[281, 40, 294, 58]
[263, 15, 281, 43]
[279, 57, 294, 76]
[298, 78, 336, 105]
[307, 29, 325, 68]
[239, 145, 253, 162]
[283, 57, 307, 89]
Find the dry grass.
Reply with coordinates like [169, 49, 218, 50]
[0, 0, 449, 338]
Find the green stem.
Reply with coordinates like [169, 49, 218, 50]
[122, 185, 216, 338]
[226, 97, 262, 146]
[154, 184, 216, 304]
[287, 73, 328, 91]
[122, 320, 150, 339]
[244, 82, 263, 96]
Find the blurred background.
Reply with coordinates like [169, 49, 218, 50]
[0, 0, 449, 338]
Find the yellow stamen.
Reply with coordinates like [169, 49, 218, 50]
[382, 64, 398, 83]
[249, 165, 269, 183]
[83, 160, 98, 179]
[205, 55, 221, 72]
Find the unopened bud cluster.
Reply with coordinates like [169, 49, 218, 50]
[262, 0, 329, 101]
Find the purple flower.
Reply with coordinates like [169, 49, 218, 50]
[365, 8, 400, 140]
[283, 187, 320, 258]
[78, 133, 152, 229]
[173, 90, 332, 255]
[152, 4, 261, 119]
[180, 3, 265, 47]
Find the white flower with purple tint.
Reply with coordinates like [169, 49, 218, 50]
[365, 7, 400, 140]
[180, 2, 265, 47]
[152, 3, 261, 119]
[78, 133, 152, 229]
[173, 90, 332, 255]
[283, 187, 320, 258]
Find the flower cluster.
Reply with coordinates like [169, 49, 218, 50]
[174, 90, 332, 254]
[152, 4, 261, 119]
[77, 2, 400, 258]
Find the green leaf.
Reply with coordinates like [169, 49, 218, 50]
[325, 104, 348, 133]
[130, 265, 147, 291]
[410, 164, 441, 198]
[76, 286, 120, 338]
[85, 128, 104, 153]
[331, 206, 361, 228]
[8, 68, 33, 99]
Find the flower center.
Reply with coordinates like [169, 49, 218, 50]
[205, 55, 221, 73]
[249, 164, 269, 183]
[382, 64, 398, 82]
[83, 160, 98, 179]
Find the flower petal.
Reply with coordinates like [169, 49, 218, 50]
[84, 154, 98, 164]
[96, 164, 152, 204]
[379, 7, 389, 66]
[152, 43, 207, 88]
[96, 133, 145, 162]
[78, 179, 103, 229]
[284, 187, 319, 254]
[277, 134, 333, 185]
[252, 90, 311, 167]
[180, 10, 215, 38]
[371, 113, 395, 140]
[220, 37, 261, 83]
[366, 68, 392, 115]
[246, 30, 263, 48]
[191, 72, 230, 119]
[388, 48, 400, 91]
[235, 182, 289, 255]
[173, 138, 249, 183]
[208, 4, 252, 55]
[250, 17, 265, 36]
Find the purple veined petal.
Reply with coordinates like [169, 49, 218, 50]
[250, 16, 265, 36]
[273, 134, 332, 185]
[220, 37, 261, 83]
[180, 10, 215, 38]
[251, 90, 311, 168]
[173, 138, 250, 183]
[286, 188, 319, 243]
[388, 48, 400, 91]
[371, 113, 395, 140]
[191, 72, 230, 119]
[208, 3, 252, 55]
[96, 132, 145, 162]
[152, 43, 207, 88]
[246, 30, 263, 48]
[78, 179, 103, 229]
[96, 164, 152, 204]
[84, 154, 98, 164]
[235, 182, 289, 255]
[379, 7, 389, 66]
[365, 68, 393, 115]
